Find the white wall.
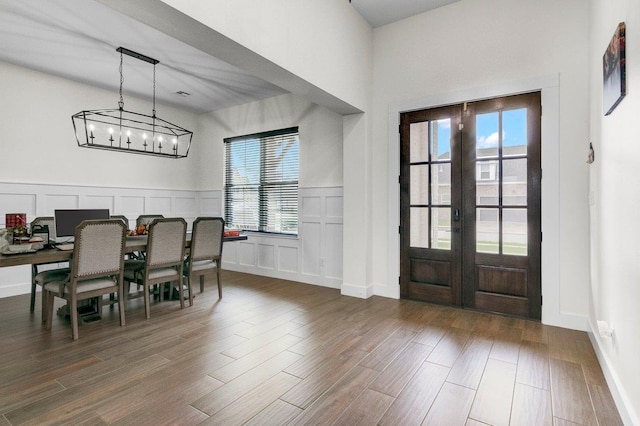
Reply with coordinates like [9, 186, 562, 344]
[197, 93, 343, 189]
[589, 0, 640, 423]
[155, 0, 372, 112]
[0, 61, 200, 190]
[370, 0, 591, 325]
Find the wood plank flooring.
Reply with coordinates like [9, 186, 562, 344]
[0, 271, 623, 425]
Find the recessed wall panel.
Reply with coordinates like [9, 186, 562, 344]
[326, 196, 343, 219]
[301, 196, 321, 218]
[222, 240, 238, 263]
[85, 195, 114, 211]
[201, 197, 222, 216]
[278, 246, 298, 273]
[257, 244, 275, 270]
[0, 194, 36, 224]
[302, 222, 321, 276]
[148, 197, 171, 214]
[175, 197, 197, 216]
[239, 242, 255, 266]
[44, 194, 78, 211]
[324, 223, 343, 279]
[121, 196, 145, 217]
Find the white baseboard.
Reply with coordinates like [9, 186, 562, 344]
[588, 321, 638, 426]
[542, 311, 589, 331]
[341, 282, 374, 299]
[222, 263, 340, 290]
[0, 282, 32, 299]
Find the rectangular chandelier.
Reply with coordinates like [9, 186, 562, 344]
[72, 47, 192, 158]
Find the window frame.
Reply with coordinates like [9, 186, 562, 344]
[224, 127, 299, 236]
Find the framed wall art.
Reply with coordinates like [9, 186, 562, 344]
[603, 22, 626, 116]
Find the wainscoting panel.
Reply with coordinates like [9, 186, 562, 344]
[0, 183, 343, 297]
[223, 187, 343, 289]
[84, 195, 115, 211]
[302, 222, 321, 276]
[257, 244, 275, 270]
[1, 194, 36, 219]
[0, 182, 207, 297]
[199, 191, 223, 217]
[44, 194, 78, 212]
[279, 246, 298, 273]
[239, 242, 256, 266]
[121, 196, 145, 221]
[325, 222, 344, 280]
[148, 196, 172, 214]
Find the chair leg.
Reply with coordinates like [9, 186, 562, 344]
[97, 296, 103, 316]
[186, 276, 193, 307]
[118, 284, 126, 326]
[144, 284, 151, 319]
[30, 265, 38, 312]
[41, 287, 48, 322]
[217, 268, 222, 299]
[70, 297, 79, 340]
[200, 275, 205, 293]
[178, 280, 185, 309]
[45, 291, 55, 330]
[30, 280, 36, 312]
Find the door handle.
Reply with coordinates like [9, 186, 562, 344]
[453, 208, 460, 222]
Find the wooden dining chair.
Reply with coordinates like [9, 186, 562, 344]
[136, 214, 164, 227]
[124, 218, 187, 319]
[41, 219, 127, 340]
[183, 217, 225, 305]
[30, 216, 69, 315]
[110, 215, 130, 229]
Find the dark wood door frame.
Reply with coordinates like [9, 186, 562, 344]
[399, 92, 542, 320]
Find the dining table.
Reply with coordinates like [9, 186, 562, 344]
[0, 233, 247, 269]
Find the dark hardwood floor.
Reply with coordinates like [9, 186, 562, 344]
[0, 271, 623, 425]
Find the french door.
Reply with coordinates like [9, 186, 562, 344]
[399, 92, 541, 319]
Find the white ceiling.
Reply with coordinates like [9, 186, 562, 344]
[0, 0, 459, 114]
[351, 0, 460, 27]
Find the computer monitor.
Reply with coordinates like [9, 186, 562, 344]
[54, 209, 110, 240]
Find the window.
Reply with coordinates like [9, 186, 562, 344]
[224, 127, 299, 235]
[477, 162, 497, 181]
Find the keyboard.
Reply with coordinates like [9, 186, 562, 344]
[56, 243, 74, 251]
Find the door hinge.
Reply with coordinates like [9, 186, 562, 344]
[398, 225, 401, 234]
[398, 276, 401, 285]
[541, 295, 543, 305]
[459, 123, 464, 131]
[399, 124, 402, 133]
[541, 231, 543, 242]
[398, 175, 401, 184]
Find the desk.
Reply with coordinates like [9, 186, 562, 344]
[0, 234, 248, 269]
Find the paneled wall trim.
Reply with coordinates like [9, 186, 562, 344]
[222, 187, 343, 289]
[0, 182, 342, 297]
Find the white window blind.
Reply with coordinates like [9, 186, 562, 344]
[224, 127, 299, 235]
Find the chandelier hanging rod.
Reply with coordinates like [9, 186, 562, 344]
[116, 47, 159, 65]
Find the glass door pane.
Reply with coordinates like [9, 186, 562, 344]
[475, 107, 528, 256]
[409, 119, 451, 251]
